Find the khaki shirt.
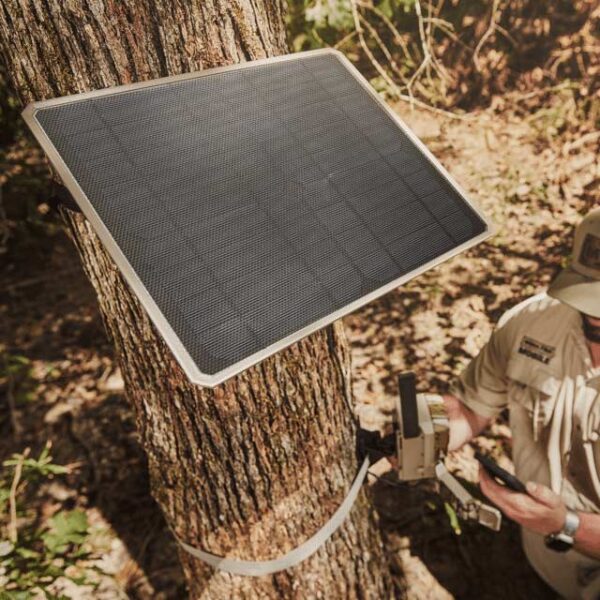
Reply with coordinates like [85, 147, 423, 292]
[455, 293, 600, 599]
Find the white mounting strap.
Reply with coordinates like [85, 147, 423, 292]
[173, 457, 370, 577]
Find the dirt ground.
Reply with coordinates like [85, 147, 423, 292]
[1, 83, 598, 597]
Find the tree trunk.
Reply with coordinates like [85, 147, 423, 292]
[0, 1, 395, 597]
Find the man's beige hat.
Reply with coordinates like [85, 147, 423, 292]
[548, 207, 600, 318]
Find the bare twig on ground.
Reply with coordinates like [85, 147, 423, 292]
[422, 16, 459, 43]
[398, 89, 471, 121]
[473, 0, 502, 72]
[504, 81, 576, 102]
[334, 30, 358, 49]
[414, 0, 451, 84]
[8, 447, 30, 543]
[494, 24, 518, 48]
[411, 0, 432, 97]
[6, 377, 23, 438]
[358, 13, 409, 85]
[350, 0, 404, 96]
[356, 0, 414, 64]
[349, 0, 470, 121]
[562, 131, 600, 154]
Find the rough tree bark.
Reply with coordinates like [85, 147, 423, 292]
[0, 1, 395, 597]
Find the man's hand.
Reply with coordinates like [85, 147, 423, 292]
[479, 466, 567, 535]
[443, 395, 491, 451]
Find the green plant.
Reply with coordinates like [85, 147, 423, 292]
[42, 511, 89, 556]
[306, 0, 354, 30]
[0, 444, 97, 596]
[0, 511, 91, 592]
[444, 501, 462, 535]
[3, 445, 68, 484]
[1, 355, 36, 407]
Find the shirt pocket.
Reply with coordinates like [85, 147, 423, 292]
[506, 356, 560, 439]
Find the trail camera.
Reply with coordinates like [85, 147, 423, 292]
[397, 372, 449, 480]
[361, 372, 502, 531]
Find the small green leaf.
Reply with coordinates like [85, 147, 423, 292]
[0, 591, 32, 600]
[378, 0, 394, 19]
[42, 464, 69, 476]
[0, 487, 10, 506]
[43, 510, 89, 555]
[444, 502, 462, 535]
[15, 547, 39, 559]
[3, 444, 68, 480]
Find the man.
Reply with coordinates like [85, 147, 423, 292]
[444, 207, 600, 599]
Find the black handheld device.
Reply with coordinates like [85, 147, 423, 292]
[475, 451, 527, 494]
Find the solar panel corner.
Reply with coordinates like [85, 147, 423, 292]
[22, 102, 36, 123]
[25, 50, 493, 388]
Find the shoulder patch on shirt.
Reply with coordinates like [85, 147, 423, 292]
[517, 336, 556, 365]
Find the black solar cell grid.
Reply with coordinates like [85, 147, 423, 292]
[25, 50, 489, 385]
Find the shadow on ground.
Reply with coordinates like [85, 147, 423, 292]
[370, 474, 557, 600]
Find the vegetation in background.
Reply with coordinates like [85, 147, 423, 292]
[288, 0, 599, 118]
[0, 443, 101, 598]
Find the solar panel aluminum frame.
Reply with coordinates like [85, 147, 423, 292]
[23, 48, 494, 388]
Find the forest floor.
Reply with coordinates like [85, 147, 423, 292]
[1, 82, 598, 598]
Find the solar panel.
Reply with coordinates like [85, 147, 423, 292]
[24, 49, 491, 386]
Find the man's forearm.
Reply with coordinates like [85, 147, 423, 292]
[443, 394, 491, 451]
[575, 511, 600, 560]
